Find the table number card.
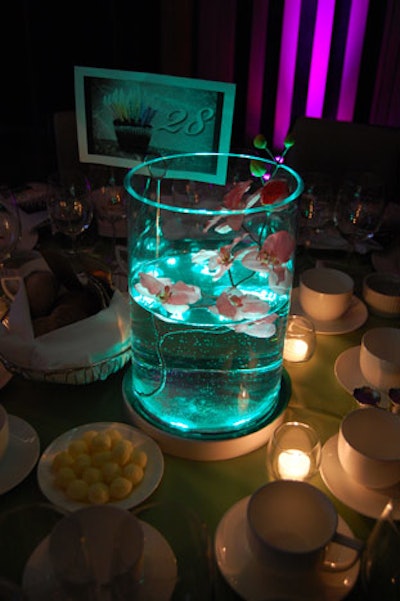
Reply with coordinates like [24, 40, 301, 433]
[74, 66, 236, 183]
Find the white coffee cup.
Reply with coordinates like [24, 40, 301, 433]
[246, 480, 362, 594]
[359, 327, 400, 390]
[299, 267, 354, 321]
[0, 405, 9, 461]
[338, 407, 400, 489]
[49, 505, 144, 594]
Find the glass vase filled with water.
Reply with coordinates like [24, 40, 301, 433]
[123, 152, 302, 448]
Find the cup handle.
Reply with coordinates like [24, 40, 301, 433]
[322, 531, 364, 572]
[1, 276, 21, 301]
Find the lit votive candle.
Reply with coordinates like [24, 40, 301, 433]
[283, 315, 316, 363]
[283, 338, 309, 362]
[266, 421, 322, 482]
[278, 449, 311, 480]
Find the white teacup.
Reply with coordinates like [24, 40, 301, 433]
[299, 267, 354, 321]
[246, 480, 362, 595]
[0, 405, 9, 461]
[338, 407, 400, 489]
[49, 505, 144, 595]
[359, 327, 400, 391]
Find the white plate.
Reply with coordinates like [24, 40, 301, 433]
[0, 415, 40, 494]
[334, 346, 366, 395]
[37, 422, 164, 511]
[22, 519, 177, 601]
[290, 288, 368, 335]
[334, 346, 392, 408]
[215, 495, 360, 601]
[320, 434, 400, 520]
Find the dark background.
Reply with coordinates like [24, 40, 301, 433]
[1, 0, 399, 186]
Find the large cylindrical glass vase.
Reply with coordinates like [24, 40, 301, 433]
[123, 152, 302, 453]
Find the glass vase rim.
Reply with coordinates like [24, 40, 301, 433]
[124, 151, 303, 216]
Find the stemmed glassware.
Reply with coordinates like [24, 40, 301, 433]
[333, 172, 387, 258]
[95, 176, 128, 254]
[298, 172, 335, 250]
[0, 191, 21, 268]
[47, 171, 93, 256]
[361, 498, 400, 600]
[0, 191, 21, 322]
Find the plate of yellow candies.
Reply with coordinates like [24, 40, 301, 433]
[37, 422, 164, 511]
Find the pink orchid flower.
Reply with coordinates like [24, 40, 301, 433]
[135, 272, 201, 314]
[241, 230, 295, 282]
[212, 289, 271, 320]
[230, 314, 278, 338]
[204, 180, 253, 233]
[192, 236, 245, 280]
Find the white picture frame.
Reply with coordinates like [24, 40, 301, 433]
[74, 66, 236, 183]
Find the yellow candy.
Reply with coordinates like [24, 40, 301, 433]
[101, 461, 122, 484]
[122, 462, 144, 486]
[111, 440, 134, 466]
[51, 427, 148, 505]
[91, 451, 112, 467]
[109, 476, 133, 499]
[87, 482, 110, 505]
[132, 449, 148, 468]
[81, 466, 102, 485]
[82, 430, 98, 447]
[72, 453, 92, 476]
[51, 450, 74, 471]
[68, 439, 88, 457]
[66, 479, 89, 501]
[104, 428, 123, 447]
[90, 432, 112, 452]
[54, 467, 76, 489]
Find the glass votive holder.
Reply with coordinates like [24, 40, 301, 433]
[283, 314, 316, 363]
[266, 421, 322, 482]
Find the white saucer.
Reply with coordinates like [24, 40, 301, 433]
[320, 434, 400, 519]
[334, 346, 392, 408]
[37, 422, 164, 511]
[22, 519, 177, 601]
[334, 346, 367, 395]
[290, 288, 368, 335]
[0, 415, 40, 494]
[215, 495, 360, 601]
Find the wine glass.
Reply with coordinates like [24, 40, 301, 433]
[95, 177, 128, 249]
[0, 192, 21, 321]
[298, 173, 335, 249]
[0, 192, 21, 267]
[333, 172, 387, 257]
[47, 172, 93, 255]
[361, 498, 400, 600]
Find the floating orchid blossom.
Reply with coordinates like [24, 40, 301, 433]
[204, 180, 253, 233]
[211, 289, 271, 321]
[135, 272, 201, 314]
[242, 230, 295, 282]
[192, 236, 245, 281]
[260, 178, 290, 205]
[230, 314, 278, 338]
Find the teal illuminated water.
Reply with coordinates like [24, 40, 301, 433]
[127, 253, 291, 438]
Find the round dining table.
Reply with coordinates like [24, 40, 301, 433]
[0, 238, 399, 601]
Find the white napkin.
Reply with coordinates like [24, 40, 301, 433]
[0, 258, 131, 372]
